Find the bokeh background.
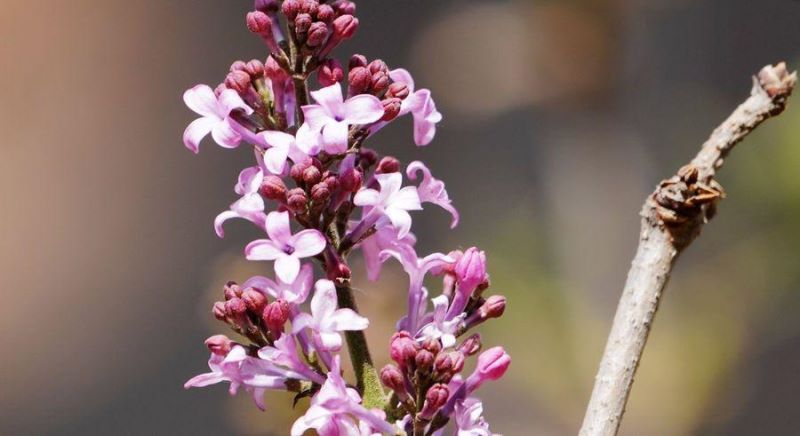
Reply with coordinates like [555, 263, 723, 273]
[2, 0, 800, 434]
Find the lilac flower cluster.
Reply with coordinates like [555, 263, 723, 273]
[182, 2, 509, 434]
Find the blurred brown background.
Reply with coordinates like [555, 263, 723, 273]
[2, 0, 800, 434]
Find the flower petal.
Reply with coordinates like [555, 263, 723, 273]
[182, 117, 215, 153]
[183, 84, 219, 118]
[265, 211, 292, 245]
[388, 68, 416, 91]
[310, 83, 344, 112]
[386, 208, 413, 238]
[311, 280, 337, 320]
[295, 123, 322, 155]
[291, 229, 327, 258]
[320, 120, 349, 155]
[353, 188, 380, 206]
[300, 105, 332, 130]
[245, 240, 284, 261]
[211, 119, 242, 148]
[218, 88, 254, 115]
[392, 186, 423, 211]
[328, 308, 369, 331]
[184, 372, 226, 389]
[318, 332, 343, 350]
[275, 255, 301, 284]
[343, 94, 385, 124]
[235, 166, 264, 195]
[291, 312, 314, 333]
[263, 142, 290, 174]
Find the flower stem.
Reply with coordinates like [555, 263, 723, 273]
[335, 283, 387, 410]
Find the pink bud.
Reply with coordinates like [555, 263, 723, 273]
[316, 4, 335, 23]
[281, 0, 301, 20]
[265, 56, 288, 80]
[381, 98, 402, 122]
[335, 0, 356, 15]
[420, 384, 449, 420]
[286, 188, 308, 213]
[454, 247, 488, 293]
[205, 335, 233, 356]
[387, 82, 410, 100]
[245, 59, 265, 78]
[421, 337, 443, 355]
[225, 70, 252, 95]
[340, 168, 362, 192]
[212, 301, 227, 321]
[415, 349, 435, 373]
[348, 66, 371, 95]
[376, 156, 400, 174]
[310, 182, 331, 202]
[368, 59, 388, 75]
[433, 352, 453, 376]
[449, 351, 465, 374]
[467, 347, 510, 393]
[332, 15, 358, 39]
[326, 262, 351, 282]
[302, 165, 322, 186]
[300, 0, 319, 14]
[242, 288, 267, 313]
[479, 295, 506, 320]
[230, 60, 248, 72]
[358, 148, 378, 168]
[262, 299, 290, 337]
[224, 297, 248, 318]
[294, 13, 312, 34]
[390, 331, 419, 369]
[223, 281, 242, 300]
[322, 172, 339, 192]
[380, 364, 406, 393]
[349, 54, 367, 69]
[457, 334, 482, 356]
[260, 175, 287, 201]
[246, 11, 273, 35]
[318, 59, 344, 87]
[306, 22, 329, 47]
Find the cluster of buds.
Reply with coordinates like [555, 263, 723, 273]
[182, 1, 509, 434]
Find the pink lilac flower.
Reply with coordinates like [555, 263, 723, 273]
[446, 247, 488, 320]
[407, 161, 459, 228]
[183, 84, 253, 153]
[453, 398, 493, 436]
[292, 279, 369, 351]
[353, 172, 422, 238]
[389, 68, 442, 146]
[301, 83, 384, 154]
[258, 130, 309, 175]
[418, 295, 463, 348]
[245, 211, 327, 283]
[214, 166, 266, 237]
[242, 262, 314, 305]
[184, 345, 300, 411]
[358, 224, 417, 281]
[258, 334, 326, 385]
[291, 357, 396, 436]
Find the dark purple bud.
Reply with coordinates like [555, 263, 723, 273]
[255, 0, 279, 13]
[302, 165, 322, 186]
[212, 301, 227, 321]
[205, 334, 233, 356]
[381, 98, 401, 122]
[479, 295, 506, 320]
[230, 60, 248, 72]
[294, 13, 312, 34]
[290, 160, 309, 183]
[318, 59, 344, 87]
[358, 149, 378, 168]
[349, 54, 368, 69]
[316, 4, 335, 22]
[420, 384, 450, 420]
[415, 349, 435, 374]
[371, 71, 390, 93]
[348, 66, 371, 95]
[263, 299, 290, 337]
[286, 188, 308, 213]
[224, 297, 248, 318]
[281, 0, 301, 20]
[245, 59, 265, 78]
[367, 59, 388, 75]
[223, 281, 242, 300]
[376, 156, 400, 174]
[242, 288, 268, 313]
[306, 22, 329, 47]
[380, 364, 406, 393]
[340, 168, 362, 192]
[311, 182, 331, 202]
[332, 15, 358, 39]
[225, 70, 252, 95]
[390, 331, 419, 369]
[387, 82, 410, 100]
[246, 11, 273, 35]
[322, 172, 339, 192]
[335, 0, 356, 15]
[300, 0, 319, 15]
[326, 262, 351, 282]
[457, 334, 482, 356]
[260, 175, 287, 201]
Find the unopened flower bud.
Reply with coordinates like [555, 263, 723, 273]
[449, 351, 466, 373]
[301, 0, 319, 14]
[212, 301, 227, 321]
[262, 299, 290, 337]
[225, 297, 248, 318]
[336, 0, 356, 15]
[302, 165, 322, 186]
[290, 160, 309, 183]
[224, 281, 242, 300]
[479, 295, 506, 320]
[380, 364, 406, 393]
[340, 168, 362, 192]
[205, 334, 233, 356]
[349, 54, 367, 69]
[381, 98, 401, 121]
[316, 4, 335, 22]
[457, 334, 482, 356]
[421, 337, 443, 355]
[390, 331, 419, 369]
[420, 384, 450, 420]
[326, 262, 351, 282]
[246, 11, 273, 35]
[306, 22, 329, 47]
[466, 347, 511, 393]
[255, 0, 279, 12]
[387, 82, 410, 100]
[455, 247, 488, 293]
[332, 15, 358, 39]
[242, 288, 267, 313]
[322, 172, 339, 192]
[294, 13, 312, 34]
[265, 55, 288, 80]
[376, 156, 400, 174]
[281, 0, 301, 20]
[371, 72, 390, 93]
[245, 59, 265, 78]
[367, 59, 388, 75]
[260, 175, 287, 201]
[348, 66, 371, 95]
[415, 349, 435, 374]
[286, 188, 308, 213]
[311, 182, 331, 202]
[230, 60, 248, 72]
[225, 70, 252, 95]
[318, 59, 344, 87]
[358, 149, 378, 168]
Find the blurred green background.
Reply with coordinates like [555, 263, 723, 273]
[1, 0, 799, 434]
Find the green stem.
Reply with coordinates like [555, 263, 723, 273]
[335, 284, 387, 410]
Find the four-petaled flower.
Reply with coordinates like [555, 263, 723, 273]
[258, 130, 309, 175]
[453, 397, 493, 436]
[292, 279, 369, 351]
[246, 211, 327, 283]
[214, 166, 266, 237]
[407, 161, 459, 228]
[301, 83, 385, 154]
[183, 84, 253, 153]
[419, 295, 463, 348]
[389, 68, 443, 146]
[354, 172, 422, 238]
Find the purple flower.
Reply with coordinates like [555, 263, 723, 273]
[292, 279, 369, 351]
[453, 397, 493, 436]
[258, 130, 309, 175]
[183, 84, 253, 153]
[246, 211, 327, 283]
[407, 161, 459, 228]
[419, 295, 463, 348]
[214, 166, 266, 237]
[242, 262, 314, 305]
[301, 83, 385, 154]
[447, 247, 488, 319]
[358, 224, 417, 281]
[353, 172, 422, 238]
[258, 334, 326, 385]
[389, 68, 442, 146]
[290, 357, 396, 436]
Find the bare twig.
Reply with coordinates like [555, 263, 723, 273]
[579, 63, 796, 436]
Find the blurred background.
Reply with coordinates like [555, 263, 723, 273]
[2, 0, 800, 434]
